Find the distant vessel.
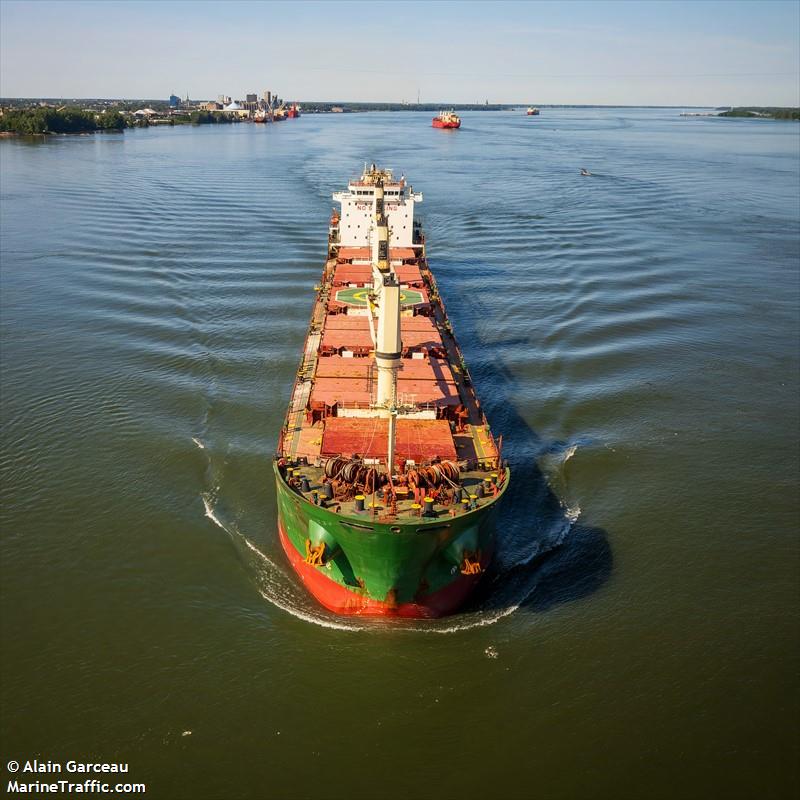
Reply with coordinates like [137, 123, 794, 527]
[287, 104, 300, 119]
[274, 164, 508, 617]
[580, 168, 592, 176]
[526, 107, 540, 116]
[432, 110, 461, 129]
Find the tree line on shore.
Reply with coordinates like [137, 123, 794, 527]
[0, 106, 126, 134]
[718, 107, 799, 120]
[0, 106, 239, 134]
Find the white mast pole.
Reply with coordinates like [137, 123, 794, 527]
[371, 175, 401, 475]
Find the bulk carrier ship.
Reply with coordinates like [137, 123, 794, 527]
[274, 165, 508, 617]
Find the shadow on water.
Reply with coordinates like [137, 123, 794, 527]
[451, 314, 614, 618]
[521, 522, 613, 613]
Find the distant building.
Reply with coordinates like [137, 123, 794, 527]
[246, 93, 257, 103]
[223, 101, 250, 119]
[200, 102, 223, 111]
[169, 94, 180, 108]
[218, 95, 231, 105]
[263, 90, 272, 104]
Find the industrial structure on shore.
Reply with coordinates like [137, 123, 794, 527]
[197, 89, 300, 120]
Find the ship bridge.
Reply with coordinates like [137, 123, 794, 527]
[333, 165, 423, 249]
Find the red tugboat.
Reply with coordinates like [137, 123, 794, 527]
[432, 110, 461, 129]
[274, 165, 508, 617]
[287, 104, 300, 119]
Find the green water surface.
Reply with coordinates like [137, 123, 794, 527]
[1, 109, 798, 799]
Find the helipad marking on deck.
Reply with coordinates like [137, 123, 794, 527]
[336, 287, 424, 307]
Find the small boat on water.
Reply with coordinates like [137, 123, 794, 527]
[432, 110, 461, 129]
[526, 107, 540, 116]
[580, 168, 592, 176]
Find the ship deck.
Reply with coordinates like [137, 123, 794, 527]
[277, 240, 501, 518]
[278, 462, 505, 522]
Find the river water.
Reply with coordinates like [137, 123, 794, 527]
[1, 109, 798, 799]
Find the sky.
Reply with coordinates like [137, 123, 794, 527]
[1, 0, 798, 106]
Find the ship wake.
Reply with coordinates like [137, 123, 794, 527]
[203, 490, 368, 632]
[197, 434, 590, 634]
[201, 493, 580, 635]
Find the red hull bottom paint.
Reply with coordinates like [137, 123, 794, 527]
[432, 120, 460, 129]
[278, 520, 489, 618]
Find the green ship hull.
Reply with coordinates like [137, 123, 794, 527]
[275, 462, 509, 617]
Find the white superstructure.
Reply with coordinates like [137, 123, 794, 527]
[333, 164, 423, 248]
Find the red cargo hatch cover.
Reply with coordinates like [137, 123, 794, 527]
[337, 246, 418, 261]
[333, 264, 373, 284]
[315, 355, 455, 382]
[321, 326, 441, 353]
[321, 417, 457, 462]
[311, 377, 459, 409]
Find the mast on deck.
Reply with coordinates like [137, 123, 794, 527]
[370, 172, 401, 475]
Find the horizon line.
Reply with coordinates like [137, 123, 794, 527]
[3, 98, 791, 109]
